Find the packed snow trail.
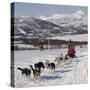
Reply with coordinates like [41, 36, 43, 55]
[14, 46, 88, 87]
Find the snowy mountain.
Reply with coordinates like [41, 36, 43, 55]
[12, 11, 87, 39]
[38, 10, 88, 27]
[38, 11, 87, 34]
[13, 16, 63, 38]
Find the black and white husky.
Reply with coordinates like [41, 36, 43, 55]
[45, 60, 55, 72]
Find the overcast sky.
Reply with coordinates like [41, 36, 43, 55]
[11, 2, 88, 17]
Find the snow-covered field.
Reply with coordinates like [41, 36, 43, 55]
[14, 46, 88, 88]
[48, 34, 88, 41]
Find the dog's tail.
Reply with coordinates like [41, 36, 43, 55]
[17, 67, 23, 71]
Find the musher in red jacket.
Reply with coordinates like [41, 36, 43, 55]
[66, 39, 76, 58]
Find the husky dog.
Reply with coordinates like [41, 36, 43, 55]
[29, 65, 41, 79]
[17, 67, 31, 78]
[45, 60, 55, 72]
[34, 61, 45, 72]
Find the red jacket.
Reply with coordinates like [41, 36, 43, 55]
[68, 47, 75, 55]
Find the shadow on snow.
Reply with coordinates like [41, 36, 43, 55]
[41, 75, 61, 80]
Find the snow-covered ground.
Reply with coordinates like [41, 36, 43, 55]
[48, 34, 88, 41]
[14, 46, 88, 87]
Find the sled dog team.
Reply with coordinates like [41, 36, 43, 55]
[17, 53, 74, 79]
[17, 61, 55, 79]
